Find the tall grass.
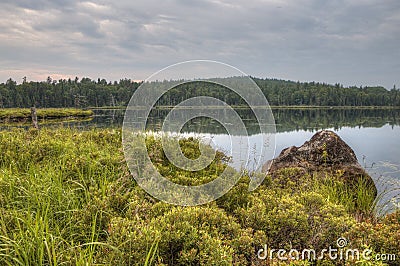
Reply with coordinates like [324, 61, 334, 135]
[0, 128, 121, 265]
[313, 173, 377, 217]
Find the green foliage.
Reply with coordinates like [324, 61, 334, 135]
[312, 172, 378, 217]
[0, 77, 399, 108]
[0, 128, 398, 265]
[345, 211, 400, 265]
[235, 186, 356, 252]
[0, 128, 122, 265]
[145, 135, 230, 186]
[101, 206, 243, 265]
[0, 77, 140, 108]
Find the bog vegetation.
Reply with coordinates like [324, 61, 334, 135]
[0, 128, 399, 265]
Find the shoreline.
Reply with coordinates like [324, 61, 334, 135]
[90, 105, 400, 110]
[0, 108, 93, 123]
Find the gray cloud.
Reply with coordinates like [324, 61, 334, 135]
[0, 0, 399, 88]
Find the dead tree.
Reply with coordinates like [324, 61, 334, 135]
[31, 107, 39, 129]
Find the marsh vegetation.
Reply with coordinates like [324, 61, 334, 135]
[0, 128, 398, 265]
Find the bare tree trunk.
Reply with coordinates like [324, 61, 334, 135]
[31, 107, 39, 129]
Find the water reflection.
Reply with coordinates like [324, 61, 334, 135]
[13, 108, 396, 133]
[273, 108, 400, 132]
[146, 108, 400, 133]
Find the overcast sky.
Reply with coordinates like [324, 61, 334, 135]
[0, 0, 399, 88]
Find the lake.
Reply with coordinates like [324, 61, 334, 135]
[4, 108, 400, 212]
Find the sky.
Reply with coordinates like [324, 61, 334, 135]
[0, 0, 399, 89]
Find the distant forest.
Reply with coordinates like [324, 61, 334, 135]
[0, 76, 399, 108]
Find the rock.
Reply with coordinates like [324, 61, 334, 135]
[263, 130, 377, 195]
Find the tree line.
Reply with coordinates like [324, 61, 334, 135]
[0, 76, 398, 108]
[0, 77, 140, 108]
[253, 78, 399, 106]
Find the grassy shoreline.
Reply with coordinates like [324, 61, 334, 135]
[0, 108, 93, 123]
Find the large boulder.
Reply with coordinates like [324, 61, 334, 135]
[263, 130, 377, 195]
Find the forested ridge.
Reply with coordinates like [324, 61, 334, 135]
[0, 76, 399, 108]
